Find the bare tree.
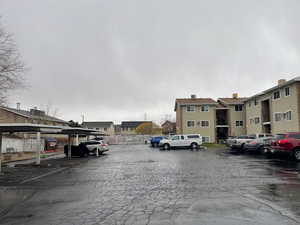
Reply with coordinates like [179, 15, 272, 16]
[44, 100, 60, 117]
[0, 19, 25, 105]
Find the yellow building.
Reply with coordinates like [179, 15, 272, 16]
[175, 77, 300, 143]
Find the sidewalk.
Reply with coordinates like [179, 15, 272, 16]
[1, 150, 64, 164]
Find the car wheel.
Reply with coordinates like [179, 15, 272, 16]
[98, 150, 103, 155]
[163, 144, 170, 150]
[190, 143, 198, 150]
[259, 146, 266, 155]
[154, 143, 158, 147]
[240, 144, 245, 153]
[294, 148, 300, 161]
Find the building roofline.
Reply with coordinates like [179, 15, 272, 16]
[0, 106, 68, 124]
[244, 76, 300, 101]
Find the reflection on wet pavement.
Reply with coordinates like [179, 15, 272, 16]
[1, 145, 300, 225]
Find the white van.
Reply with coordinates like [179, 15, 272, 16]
[159, 134, 202, 150]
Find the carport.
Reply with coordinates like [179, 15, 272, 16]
[0, 123, 63, 174]
[59, 127, 101, 159]
[0, 124, 100, 174]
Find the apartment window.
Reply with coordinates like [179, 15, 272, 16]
[187, 121, 195, 127]
[236, 121, 243, 127]
[235, 104, 243, 111]
[201, 120, 209, 127]
[254, 99, 258, 106]
[254, 117, 260, 124]
[274, 113, 282, 122]
[283, 111, 292, 120]
[186, 105, 195, 112]
[202, 136, 210, 143]
[248, 101, 251, 107]
[285, 87, 290, 96]
[273, 91, 280, 100]
[104, 127, 107, 131]
[201, 105, 209, 112]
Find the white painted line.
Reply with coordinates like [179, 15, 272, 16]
[20, 168, 67, 184]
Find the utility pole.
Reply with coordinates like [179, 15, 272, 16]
[81, 115, 85, 124]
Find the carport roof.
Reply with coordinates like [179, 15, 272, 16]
[0, 123, 64, 133]
[0, 123, 99, 135]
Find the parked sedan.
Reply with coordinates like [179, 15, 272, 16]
[80, 140, 109, 155]
[244, 137, 274, 153]
[64, 145, 89, 157]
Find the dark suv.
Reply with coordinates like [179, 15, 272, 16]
[271, 132, 300, 161]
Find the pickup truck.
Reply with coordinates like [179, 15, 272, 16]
[227, 135, 255, 150]
[159, 134, 202, 150]
[227, 134, 273, 151]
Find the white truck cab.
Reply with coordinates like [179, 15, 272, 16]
[159, 134, 202, 150]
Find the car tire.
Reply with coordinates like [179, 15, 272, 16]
[240, 144, 245, 153]
[293, 148, 300, 161]
[259, 146, 265, 155]
[190, 142, 198, 150]
[163, 144, 170, 150]
[154, 143, 158, 147]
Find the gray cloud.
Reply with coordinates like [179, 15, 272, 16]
[1, 0, 300, 123]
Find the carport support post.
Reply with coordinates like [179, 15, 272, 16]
[36, 131, 41, 165]
[68, 134, 71, 160]
[0, 133, 2, 174]
[75, 134, 79, 145]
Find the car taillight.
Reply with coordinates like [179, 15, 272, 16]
[250, 141, 257, 145]
[101, 144, 107, 147]
[277, 139, 292, 148]
[278, 139, 289, 145]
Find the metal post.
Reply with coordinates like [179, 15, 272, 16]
[68, 134, 71, 159]
[96, 145, 99, 157]
[0, 133, 2, 174]
[36, 132, 41, 165]
[75, 134, 79, 145]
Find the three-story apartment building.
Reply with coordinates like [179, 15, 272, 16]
[175, 96, 218, 143]
[175, 77, 300, 143]
[245, 78, 300, 135]
[175, 95, 247, 143]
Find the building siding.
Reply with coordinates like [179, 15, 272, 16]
[180, 105, 216, 142]
[228, 106, 246, 136]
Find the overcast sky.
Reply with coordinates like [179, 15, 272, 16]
[1, 0, 300, 124]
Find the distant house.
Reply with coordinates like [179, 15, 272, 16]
[114, 124, 122, 135]
[82, 121, 114, 135]
[121, 121, 152, 135]
[0, 106, 68, 126]
[161, 120, 176, 135]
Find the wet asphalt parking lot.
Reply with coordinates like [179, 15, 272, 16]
[1, 144, 300, 225]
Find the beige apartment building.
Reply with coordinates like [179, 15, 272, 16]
[245, 78, 300, 135]
[175, 95, 247, 143]
[175, 77, 300, 143]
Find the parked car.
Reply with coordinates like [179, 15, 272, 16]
[227, 135, 255, 150]
[80, 140, 109, 155]
[270, 132, 300, 161]
[244, 136, 274, 153]
[159, 134, 202, 150]
[64, 145, 89, 157]
[228, 133, 273, 151]
[150, 136, 165, 147]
